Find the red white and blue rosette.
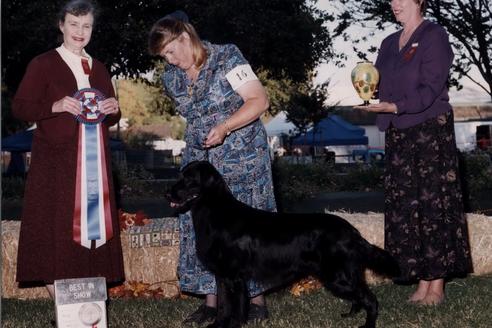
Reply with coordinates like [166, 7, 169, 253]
[72, 88, 113, 249]
[73, 88, 106, 125]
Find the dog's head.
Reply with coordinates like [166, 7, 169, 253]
[166, 161, 226, 213]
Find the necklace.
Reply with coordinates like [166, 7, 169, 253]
[187, 83, 193, 97]
[185, 66, 199, 97]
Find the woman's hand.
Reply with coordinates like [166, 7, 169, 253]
[52, 96, 81, 115]
[99, 97, 120, 115]
[353, 102, 397, 114]
[203, 123, 229, 148]
[201, 80, 269, 149]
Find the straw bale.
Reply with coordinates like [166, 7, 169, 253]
[466, 214, 492, 276]
[121, 218, 180, 298]
[2, 218, 180, 299]
[3, 213, 491, 298]
[1, 221, 50, 299]
[330, 211, 492, 281]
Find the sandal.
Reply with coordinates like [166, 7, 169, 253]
[183, 304, 217, 325]
[248, 303, 269, 322]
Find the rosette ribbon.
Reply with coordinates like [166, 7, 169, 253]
[72, 88, 113, 249]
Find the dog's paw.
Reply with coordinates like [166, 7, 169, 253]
[341, 303, 362, 318]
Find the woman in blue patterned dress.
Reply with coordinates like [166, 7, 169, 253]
[149, 11, 276, 324]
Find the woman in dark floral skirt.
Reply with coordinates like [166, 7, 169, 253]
[355, 0, 472, 305]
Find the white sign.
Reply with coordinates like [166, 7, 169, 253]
[54, 277, 107, 328]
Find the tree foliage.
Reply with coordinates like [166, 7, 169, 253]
[2, 0, 334, 135]
[336, 0, 492, 101]
[284, 79, 336, 138]
[2, 0, 333, 92]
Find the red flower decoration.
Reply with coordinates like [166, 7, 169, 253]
[403, 46, 417, 61]
[118, 209, 151, 231]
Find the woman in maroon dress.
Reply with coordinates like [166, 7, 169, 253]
[13, 0, 124, 298]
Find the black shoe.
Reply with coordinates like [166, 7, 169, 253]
[183, 304, 217, 325]
[248, 304, 269, 322]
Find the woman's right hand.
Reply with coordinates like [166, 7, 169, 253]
[52, 96, 81, 115]
[203, 123, 229, 148]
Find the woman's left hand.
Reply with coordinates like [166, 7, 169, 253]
[353, 102, 397, 113]
[203, 124, 229, 148]
[99, 97, 120, 115]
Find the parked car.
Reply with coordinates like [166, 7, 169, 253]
[352, 148, 385, 163]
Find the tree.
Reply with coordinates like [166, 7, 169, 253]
[184, 0, 334, 83]
[284, 79, 336, 142]
[1, 0, 333, 92]
[336, 0, 492, 102]
[2, 0, 334, 134]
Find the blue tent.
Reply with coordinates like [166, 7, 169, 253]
[1, 129, 34, 152]
[292, 115, 368, 146]
[1, 129, 125, 152]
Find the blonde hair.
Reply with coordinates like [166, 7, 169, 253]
[148, 18, 207, 68]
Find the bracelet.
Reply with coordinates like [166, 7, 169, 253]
[223, 120, 232, 136]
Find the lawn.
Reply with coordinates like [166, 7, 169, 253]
[2, 275, 491, 328]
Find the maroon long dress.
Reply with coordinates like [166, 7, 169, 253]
[13, 49, 125, 285]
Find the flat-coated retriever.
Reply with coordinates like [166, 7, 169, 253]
[167, 160, 399, 328]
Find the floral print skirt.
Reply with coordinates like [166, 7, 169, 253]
[384, 111, 473, 283]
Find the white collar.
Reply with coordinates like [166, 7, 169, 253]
[57, 44, 92, 63]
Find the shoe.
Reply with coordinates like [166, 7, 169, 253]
[248, 304, 269, 322]
[183, 304, 217, 325]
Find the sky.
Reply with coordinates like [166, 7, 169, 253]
[314, 0, 491, 106]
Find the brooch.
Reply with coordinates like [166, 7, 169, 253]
[403, 43, 419, 62]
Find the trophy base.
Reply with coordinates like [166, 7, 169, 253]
[355, 101, 370, 107]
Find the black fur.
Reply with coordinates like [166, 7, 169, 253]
[167, 161, 400, 328]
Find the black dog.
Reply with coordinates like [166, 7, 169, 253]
[167, 161, 399, 328]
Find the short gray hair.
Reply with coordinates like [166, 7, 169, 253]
[58, 0, 97, 23]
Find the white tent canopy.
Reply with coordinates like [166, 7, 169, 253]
[264, 111, 296, 136]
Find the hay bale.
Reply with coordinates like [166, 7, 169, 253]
[331, 211, 492, 281]
[1, 221, 49, 299]
[467, 214, 492, 276]
[2, 218, 180, 299]
[122, 218, 180, 298]
[3, 213, 491, 298]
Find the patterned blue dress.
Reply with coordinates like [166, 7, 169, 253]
[162, 42, 277, 296]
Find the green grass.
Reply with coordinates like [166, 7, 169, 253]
[2, 276, 492, 327]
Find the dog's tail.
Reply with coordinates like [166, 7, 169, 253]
[360, 240, 400, 278]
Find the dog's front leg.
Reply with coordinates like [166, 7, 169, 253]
[208, 276, 248, 328]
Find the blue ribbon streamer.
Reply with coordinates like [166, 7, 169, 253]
[85, 124, 101, 240]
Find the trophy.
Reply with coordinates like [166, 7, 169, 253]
[351, 61, 379, 105]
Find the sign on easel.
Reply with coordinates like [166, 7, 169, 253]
[54, 277, 107, 328]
